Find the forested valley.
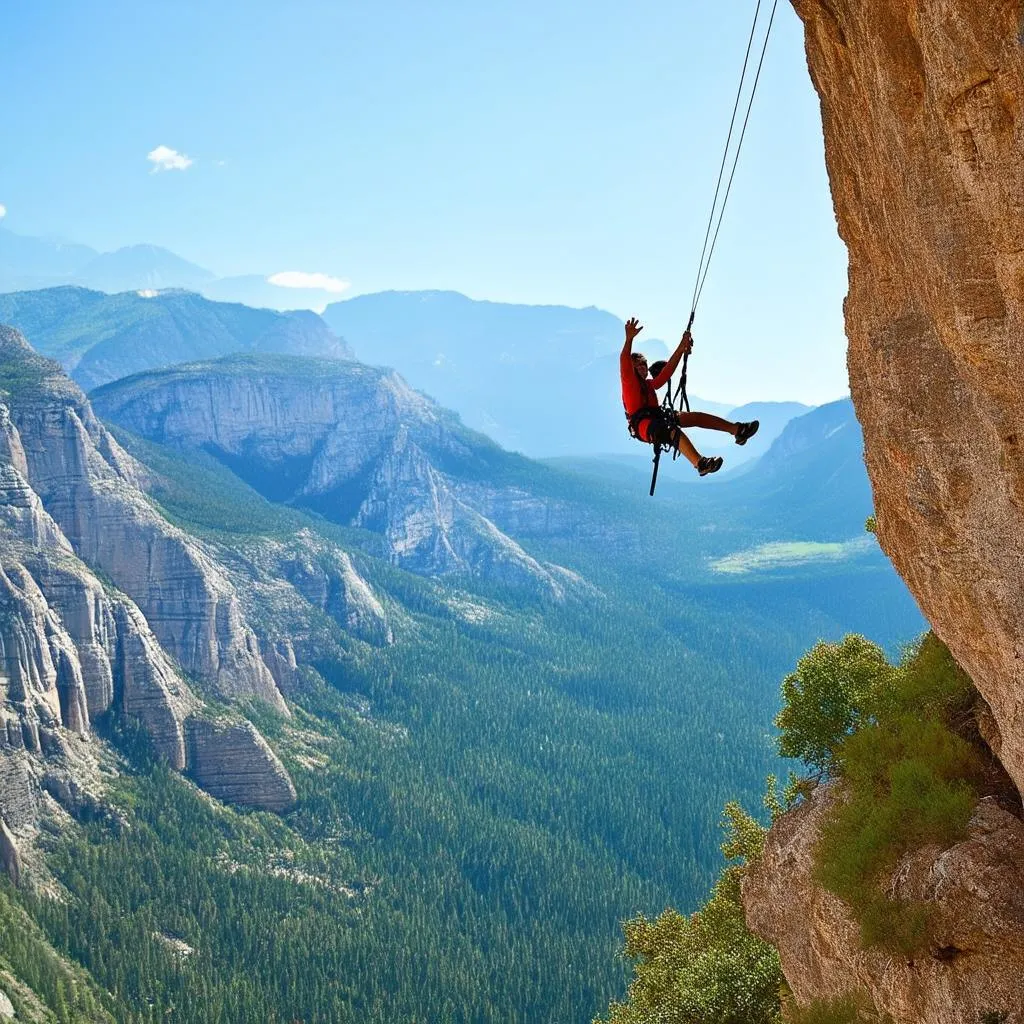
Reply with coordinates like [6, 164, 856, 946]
[0, 348, 923, 1023]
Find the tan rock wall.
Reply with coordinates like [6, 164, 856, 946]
[791, 0, 1024, 791]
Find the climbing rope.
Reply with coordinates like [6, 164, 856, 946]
[689, 0, 781, 317]
[671, 0, 780, 420]
[642, 2, 780, 496]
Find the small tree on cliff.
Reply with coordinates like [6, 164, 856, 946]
[598, 804, 784, 1024]
[775, 634, 893, 776]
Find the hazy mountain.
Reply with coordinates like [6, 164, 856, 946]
[554, 398, 868, 540]
[726, 397, 870, 538]
[0, 227, 98, 288]
[0, 227, 214, 294]
[0, 227, 344, 311]
[74, 243, 216, 293]
[698, 399, 813, 464]
[320, 289, 791, 459]
[0, 286, 351, 390]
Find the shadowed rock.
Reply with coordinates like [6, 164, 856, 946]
[0, 820, 21, 886]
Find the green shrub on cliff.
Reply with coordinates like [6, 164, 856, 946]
[775, 634, 894, 775]
[598, 803, 784, 1024]
[778, 633, 983, 954]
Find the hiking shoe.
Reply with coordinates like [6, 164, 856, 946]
[697, 455, 724, 477]
[734, 420, 760, 446]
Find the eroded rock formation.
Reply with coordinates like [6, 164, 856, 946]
[0, 327, 295, 834]
[0, 327, 286, 713]
[186, 718, 297, 812]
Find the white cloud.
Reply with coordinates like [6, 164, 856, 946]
[147, 145, 194, 173]
[267, 271, 351, 294]
[137, 289, 159, 298]
[0, 204, 6, 219]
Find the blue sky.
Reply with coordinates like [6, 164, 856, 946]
[1, 1, 848, 404]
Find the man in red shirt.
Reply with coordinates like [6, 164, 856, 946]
[620, 317, 758, 477]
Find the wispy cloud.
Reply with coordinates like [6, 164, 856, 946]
[0, 204, 6, 219]
[267, 271, 351, 294]
[147, 145, 194, 173]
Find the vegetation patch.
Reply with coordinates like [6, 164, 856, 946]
[0, 353, 60, 402]
[0, 883, 115, 1022]
[710, 538, 874, 575]
[778, 632, 985, 954]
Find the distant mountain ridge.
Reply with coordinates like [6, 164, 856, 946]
[0, 227, 344, 311]
[0, 230, 213, 294]
[724, 397, 870, 538]
[0, 227, 818, 457]
[0, 286, 351, 390]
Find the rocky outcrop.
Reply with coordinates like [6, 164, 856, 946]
[0, 327, 286, 713]
[741, 4, 1024, 1014]
[0, 820, 21, 886]
[246, 530, 393, 647]
[791, 0, 1024, 794]
[744, 786, 1024, 1022]
[0, 751, 40, 832]
[186, 718, 296, 812]
[355, 427, 574, 593]
[0, 326, 296, 828]
[91, 356, 585, 597]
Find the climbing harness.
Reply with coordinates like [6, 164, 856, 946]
[626, 378, 682, 497]
[630, 0, 779, 496]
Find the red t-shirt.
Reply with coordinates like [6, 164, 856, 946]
[620, 352, 671, 414]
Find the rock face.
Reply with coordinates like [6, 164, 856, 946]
[0, 326, 295, 826]
[791, 0, 1024, 794]
[744, 787, 1024, 1022]
[0, 328, 286, 714]
[186, 718, 297, 812]
[241, 529, 393, 648]
[745, 3, 1024, 1016]
[0, 819, 22, 885]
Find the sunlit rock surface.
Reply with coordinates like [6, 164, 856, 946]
[0, 326, 295, 833]
[747, 2, 1024, 1018]
[744, 787, 1024, 1022]
[793, 0, 1024, 793]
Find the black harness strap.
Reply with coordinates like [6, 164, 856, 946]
[627, 312, 695, 496]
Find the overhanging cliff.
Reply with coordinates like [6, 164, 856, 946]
[742, 2, 1024, 1020]
[793, 0, 1024, 793]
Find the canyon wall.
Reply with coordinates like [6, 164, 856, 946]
[745, 3, 1024, 1020]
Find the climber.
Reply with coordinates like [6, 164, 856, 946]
[620, 317, 758, 476]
